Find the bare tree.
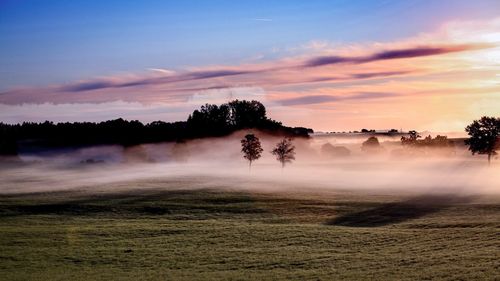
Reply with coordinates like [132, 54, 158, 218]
[465, 116, 500, 165]
[271, 138, 295, 168]
[241, 134, 263, 170]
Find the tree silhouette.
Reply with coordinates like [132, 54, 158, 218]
[321, 143, 350, 157]
[421, 135, 453, 148]
[241, 133, 263, 171]
[362, 136, 382, 152]
[271, 138, 295, 168]
[0, 100, 312, 156]
[465, 116, 500, 164]
[401, 130, 421, 146]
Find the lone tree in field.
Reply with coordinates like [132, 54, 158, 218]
[271, 138, 295, 168]
[241, 133, 263, 170]
[465, 116, 500, 164]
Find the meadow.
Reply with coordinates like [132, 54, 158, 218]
[2, 0, 499, 279]
[1, 174, 499, 280]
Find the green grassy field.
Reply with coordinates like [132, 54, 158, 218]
[0, 178, 499, 280]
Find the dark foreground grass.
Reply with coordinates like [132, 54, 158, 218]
[0, 181, 499, 280]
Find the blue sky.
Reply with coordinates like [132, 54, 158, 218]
[1, 0, 499, 89]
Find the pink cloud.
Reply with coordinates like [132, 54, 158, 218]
[1, 17, 499, 132]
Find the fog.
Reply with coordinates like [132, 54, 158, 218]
[1, 131, 498, 196]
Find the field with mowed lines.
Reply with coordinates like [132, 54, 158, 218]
[1, 178, 499, 280]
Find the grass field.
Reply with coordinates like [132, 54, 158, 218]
[0, 177, 499, 280]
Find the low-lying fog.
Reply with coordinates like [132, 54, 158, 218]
[1, 131, 498, 195]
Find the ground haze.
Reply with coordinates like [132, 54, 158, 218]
[1, 135, 499, 280]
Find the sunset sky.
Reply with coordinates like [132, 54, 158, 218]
[1, 0, 499, 132]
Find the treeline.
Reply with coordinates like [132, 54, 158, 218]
[0, 100, 313, 155]
[401, 131, 453, 147]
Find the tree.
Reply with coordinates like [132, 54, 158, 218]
[228, 100, 267, 128]
[465, 116, 500, 164]
[321, 143, 351, 157]
[241, 134, 263, 170]
[0, 100, 312, 157]
[271, 138, 295, 168]
[401, 130, 421, 146]
[362, 136, 382, 152]
[421, 135, 452, 148]
[187, 103, 231, 136]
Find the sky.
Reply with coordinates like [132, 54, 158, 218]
[0, 0, 499, 132]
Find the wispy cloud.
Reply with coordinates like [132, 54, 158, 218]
[302, 44, 488, 67]
[147, 68, 176, 75]
[1, 17, 499, 132]
[252, 18, 272, 22]
[59, 69, 255, 93]
[0, 42, 488, 105]
[277, 92, 395, 106]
